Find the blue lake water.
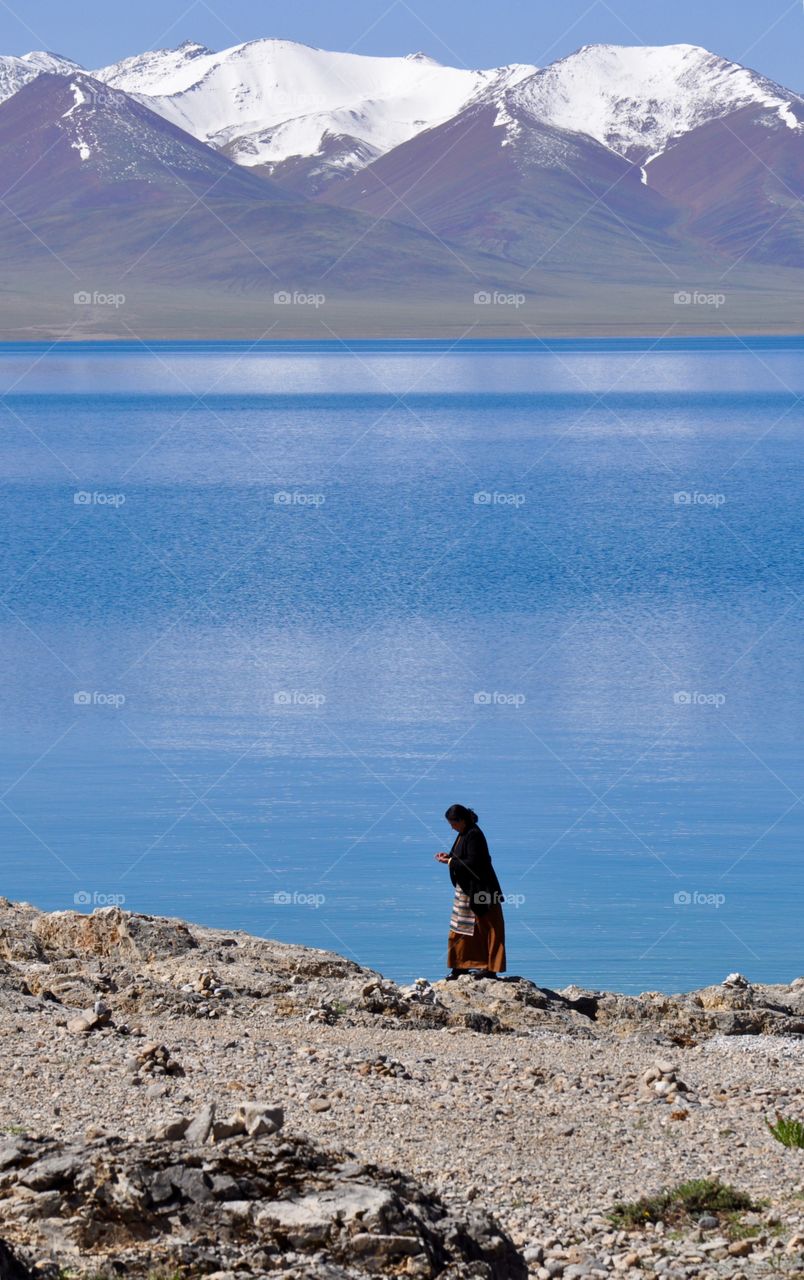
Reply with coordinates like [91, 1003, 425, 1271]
[0, 338, 801, 992]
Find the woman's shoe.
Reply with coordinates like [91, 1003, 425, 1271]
[471, 969, 497, 980]
[445, 968, 461, 981]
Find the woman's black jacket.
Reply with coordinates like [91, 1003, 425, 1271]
[448, 825, 504, 917]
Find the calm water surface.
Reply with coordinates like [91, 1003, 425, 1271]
[0, 339, 801, 990]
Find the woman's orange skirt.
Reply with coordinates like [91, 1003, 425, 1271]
[447, 903, 506, 972]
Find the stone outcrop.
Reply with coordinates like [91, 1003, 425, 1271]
[0, 1124, 525, 1279]
[2, 899, 801, 1043]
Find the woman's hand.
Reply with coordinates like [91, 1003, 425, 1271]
[434, 852, 451, 864]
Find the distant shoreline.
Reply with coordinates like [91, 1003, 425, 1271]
[1, 333, 803, 348]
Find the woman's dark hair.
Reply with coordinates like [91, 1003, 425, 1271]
[445, 804, 478, 826]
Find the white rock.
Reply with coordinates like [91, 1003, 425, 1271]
[235, 1101, 284, 1137]
[723, 972, 749, 988]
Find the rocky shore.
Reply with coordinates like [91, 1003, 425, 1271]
[0, 900, 801, 1279]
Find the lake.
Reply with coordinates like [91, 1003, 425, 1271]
[0, 338, 801, 991]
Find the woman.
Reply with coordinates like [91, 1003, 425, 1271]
[435, 804, 506, 980]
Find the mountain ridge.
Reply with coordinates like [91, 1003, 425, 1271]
[0, 40, 801, 336]
[4, 37, 800, 195]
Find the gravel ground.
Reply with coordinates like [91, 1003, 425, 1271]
[0, 902, 802, 1279]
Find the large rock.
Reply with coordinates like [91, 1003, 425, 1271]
[235, 1101, 284, 1137]
[0, 1128, 526, 1279]
[433, 976, 598, 1037]
[0, 902, 47, 965]
[32, 907, 198, 962]
[587, 984, 804, 1039]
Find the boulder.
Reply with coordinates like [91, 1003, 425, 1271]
[147, 1116, 190, 1142]
[0, 1126, 526, 1279]
[32, 907, 198, 962]
[234, 1102, 284, 1137]
[65, 1003, 111, 1035]
[184, 1103, 216, 1145]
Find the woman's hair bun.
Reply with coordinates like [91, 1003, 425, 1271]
[444, 803, 478, 825]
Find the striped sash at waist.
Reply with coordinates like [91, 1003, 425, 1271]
[449, 887, 476, 937]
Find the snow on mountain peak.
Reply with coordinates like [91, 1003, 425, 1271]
[2, 34, 800, 199]
[0, 50, 80, 104]
[509, 43, 803, 161]
[20, 50, 80, 69]
[92, 38, 515, 172]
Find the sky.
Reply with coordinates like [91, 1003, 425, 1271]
[1, 0, 801, 88]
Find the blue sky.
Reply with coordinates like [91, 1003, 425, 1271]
[1, 0, 802, 87]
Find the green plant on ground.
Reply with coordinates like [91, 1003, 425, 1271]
[728, 1214, 784, 1241]
[767, 1113, 804, 1149]
[610, 1178, 758, 1230]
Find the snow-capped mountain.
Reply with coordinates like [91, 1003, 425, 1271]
[321, 94, 696, 281]
[0, 50, 80, 102]
[506, 43, 803, 164]
[0, 34, 802, 329]
[93, 39, 537, 191]
[0, 71, 515, 297]
[3, 38, 801, 199]
[320, 42, 804, 277]
[0, 70, 295, 223]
